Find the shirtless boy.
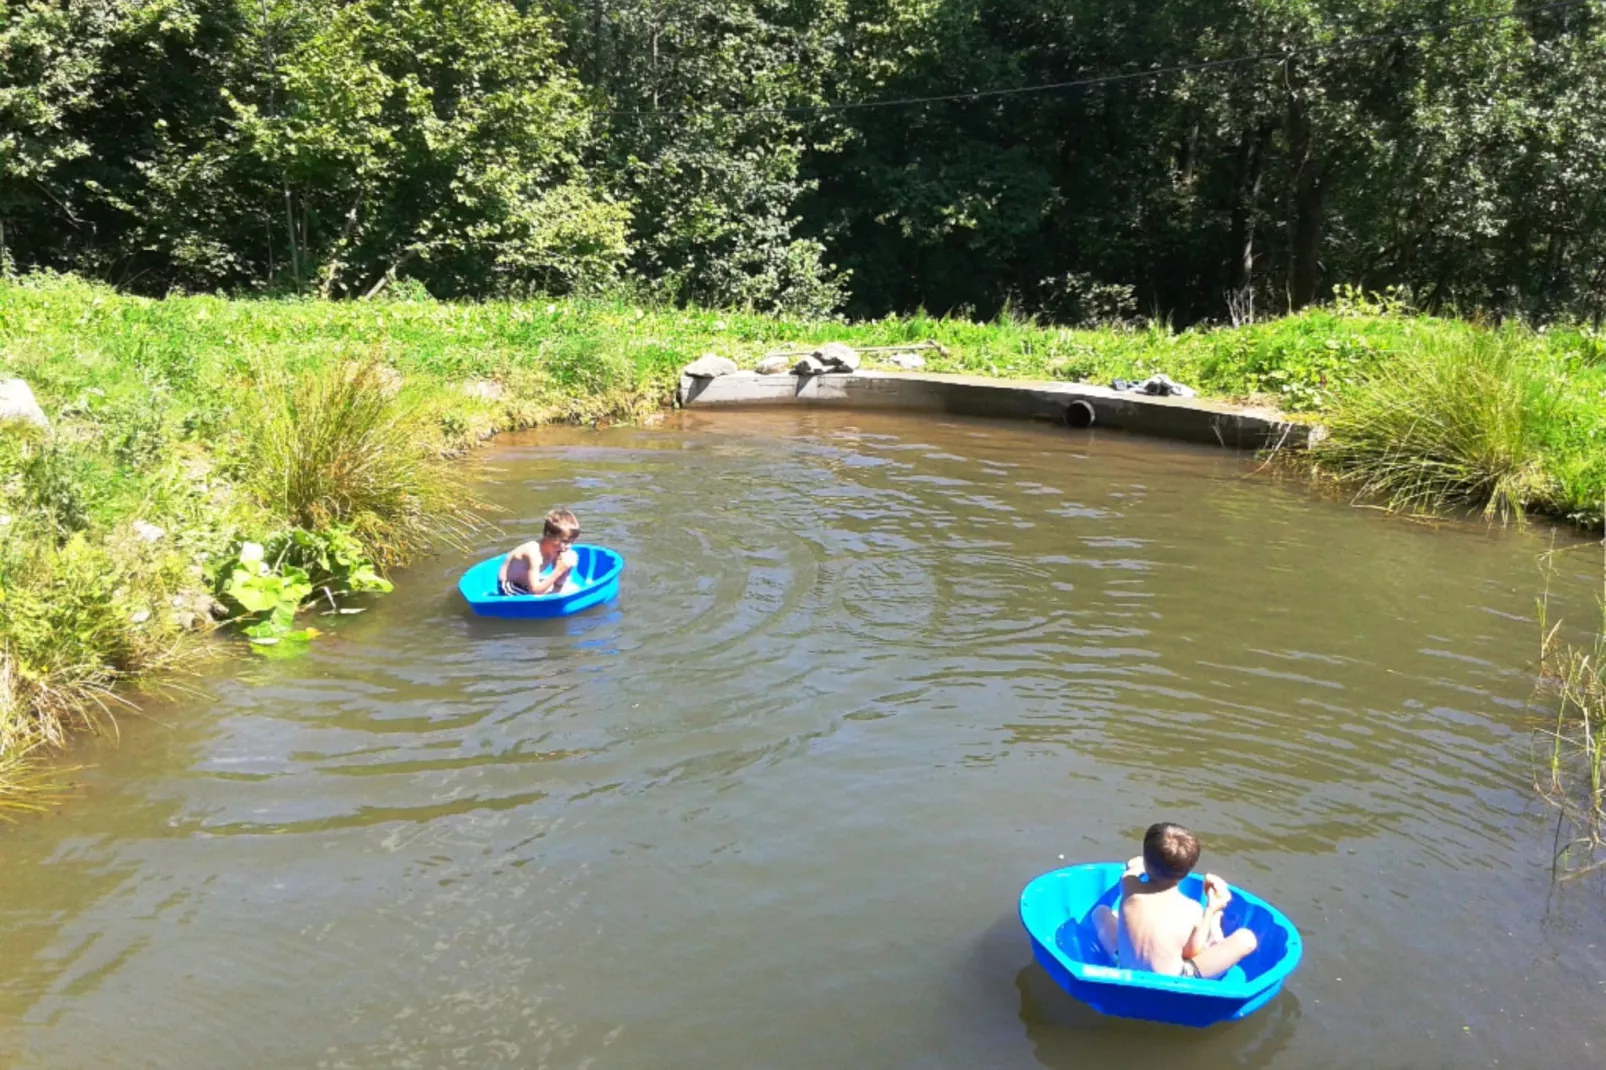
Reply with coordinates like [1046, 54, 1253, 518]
[498, 508, 581, 596]
[1092, 822, 1258, 979]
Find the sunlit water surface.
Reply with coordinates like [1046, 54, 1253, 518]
[3, 409, 1604, 1070]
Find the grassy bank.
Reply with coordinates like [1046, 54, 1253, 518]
[4, 272, 1606, 809]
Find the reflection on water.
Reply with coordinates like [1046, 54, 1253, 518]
[2, 409, 1605, 1069]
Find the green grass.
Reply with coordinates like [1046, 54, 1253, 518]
[3, 271, 1606, 809]
[237, 358, 486, 566]
[1307, 327, 1606, 525]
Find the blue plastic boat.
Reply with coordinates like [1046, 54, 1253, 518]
[1020, 862, 1301, 1028]
[457, 544, 624, 619]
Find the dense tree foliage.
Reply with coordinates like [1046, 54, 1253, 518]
[3, 0, 1604, 322]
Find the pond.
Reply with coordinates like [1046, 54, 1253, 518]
[2, 409, 1604, 1069]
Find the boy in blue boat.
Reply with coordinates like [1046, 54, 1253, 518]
[1092, 822, 1258, 980]
[498, 508, 581, 596]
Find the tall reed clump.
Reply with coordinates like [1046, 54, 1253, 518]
[236, 358, 487, 567]
[1, 497, 197, 814]
[1308, 329, 1559, 521]
[1535, 545, 1606, 877]
[1, 657, 53, 817]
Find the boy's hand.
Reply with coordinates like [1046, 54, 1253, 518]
[1203, 873, 1232, 913]
[1124, 855, 1147, 878]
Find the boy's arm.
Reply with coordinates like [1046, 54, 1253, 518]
[527, 552, 575, 595]
[503, 546, 539, 590]
[1182, 906, 1216, 959]
[1118, 855, 1146, 895]
[1184, 876, 1231, 959]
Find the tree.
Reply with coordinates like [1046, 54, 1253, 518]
[560, 0, 849, 315]
[3, 0, 1604, 321]
[136, 0, 629, 296]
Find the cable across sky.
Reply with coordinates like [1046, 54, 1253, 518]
[605, 0, 1596, 119]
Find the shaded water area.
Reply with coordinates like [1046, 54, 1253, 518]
[4, 409, 1606, 1069]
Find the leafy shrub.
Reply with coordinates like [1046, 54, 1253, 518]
[1196, 315, 1383, 411]
[0, 515, 192, 750]
[214, 528, 393, 646]
[10, 439, 101, 537]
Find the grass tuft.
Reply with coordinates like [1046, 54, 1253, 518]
[1310, 330, 1562, 521]
[236, 358, 487, 566]
[1535, 542, 1606, 877]
[0, 657, 87, 819]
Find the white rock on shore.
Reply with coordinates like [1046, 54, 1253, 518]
[1, 379, 49, 428]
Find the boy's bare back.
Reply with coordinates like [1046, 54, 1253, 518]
[1092, 823, 1257, 980]
[1115, 858, 1222, 976]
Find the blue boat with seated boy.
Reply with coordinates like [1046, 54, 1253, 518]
[458, 543, 625, 619]
[1019, 861, 1302, 1028]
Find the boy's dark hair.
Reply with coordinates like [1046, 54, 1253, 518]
[1142, 822, 1201, 882]
[543, 508, 580, 541]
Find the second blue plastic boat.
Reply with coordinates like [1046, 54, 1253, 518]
[1019, 862, 1301, 1028]
[457, 544, 624, 619]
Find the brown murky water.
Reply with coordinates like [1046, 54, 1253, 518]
[3, 409, 1605, 1069]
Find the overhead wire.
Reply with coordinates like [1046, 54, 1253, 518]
[603, 0, 1596, 119]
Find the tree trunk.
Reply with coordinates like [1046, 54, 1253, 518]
[590, 0, 604, 84]
[1228, 124, 1274, 322]
[1291, 159, 1324, 309]
[1177, 120, 1199, 187]
[283, 185, 300, 284]
[1285, 67, 1324, 309]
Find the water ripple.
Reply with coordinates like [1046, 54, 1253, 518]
[4, 411, 1605, 1070]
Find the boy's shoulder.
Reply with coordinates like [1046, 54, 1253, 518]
[1122, 881, 1199, 910]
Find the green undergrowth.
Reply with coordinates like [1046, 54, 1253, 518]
[3, 272, 1605, 809]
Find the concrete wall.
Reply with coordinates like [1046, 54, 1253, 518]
[678, 371, 1307, 451]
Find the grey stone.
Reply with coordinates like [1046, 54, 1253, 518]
[0, 379, 48, 429]
[817, 342, 860, 371]
[755, 355, 792, 375]
[461, 379, 504, 401]
[887, 353, 926, 370]
[682, 354, 739, 379]
[133, 520, 166, 542]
